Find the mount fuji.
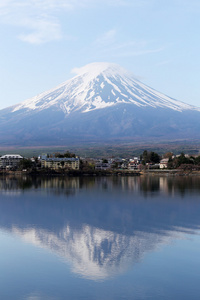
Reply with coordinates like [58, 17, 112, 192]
[0, 62, 200, 146]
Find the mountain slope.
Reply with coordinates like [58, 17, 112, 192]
[0, 62, 200, 146]
[8, 62, 200, 114]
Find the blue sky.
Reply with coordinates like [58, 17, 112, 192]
[0, 0, 200, 109]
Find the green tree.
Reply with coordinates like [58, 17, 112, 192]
[141, 150, 160, 164]
[167, 156, 173, 169]
[194, 156, 200, 165]
[102, 159, 108, 163]
[18, 158, 33, 170]
[163, 152, 173, 159]
[150, 152, 160, 163]
[169, 153, 194, 169]
[142, 150, 149, 164]
[64, 151, 76, 158]
[55, 151, 76, 158]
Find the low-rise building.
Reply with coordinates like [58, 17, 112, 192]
[128, 162, 139, 170]
[95, 159, 111, 170]
[41, 157, 80, 170]
[95, 162, 110, 170]
[0, 154, 23, 169]
[159, 158, 169, 169]
[128, 157, 141, 170]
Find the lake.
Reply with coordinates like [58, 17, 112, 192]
[0, 175, 200, 300]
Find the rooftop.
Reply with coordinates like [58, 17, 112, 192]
[0, 154, 23, 159]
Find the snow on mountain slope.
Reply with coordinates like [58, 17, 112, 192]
[11, 62, 200, 115]
[12, 224, 178, 280]
[1, 62, 200, 146]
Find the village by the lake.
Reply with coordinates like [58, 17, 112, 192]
[1, 150, 200, 176]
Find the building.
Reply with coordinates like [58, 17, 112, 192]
[0, 154, 23, 169]
[159, 158, 169, 169]
[128, 157, 140, 170]
[95, 162, 110, 170]
[128, 161, 139, 170]
[41, 157, 80, 170]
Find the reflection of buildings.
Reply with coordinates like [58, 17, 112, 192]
[0, 176, 25, 195]
[40, 177, 80, 190]
[120, 176, 140, 192]
[0, 176, 200, 197]
[159, 177, 174, 195]
[0, 176, 81, 197]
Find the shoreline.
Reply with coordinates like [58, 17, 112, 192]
[141, 169, 200, 176]
[0, 169, 200, 177]
[0, 169, 141, 177]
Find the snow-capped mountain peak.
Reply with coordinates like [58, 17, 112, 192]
[71, 62, 132, 80]
[11, 62, 200, 115]
[1, 62, 200, 146]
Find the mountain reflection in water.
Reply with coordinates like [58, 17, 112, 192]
[0, 176, 200, 280]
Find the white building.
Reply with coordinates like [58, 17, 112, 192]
[0, 154, 23, 169]
[159, 158, 169, 169]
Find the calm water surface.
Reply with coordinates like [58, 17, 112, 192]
[0, 175, 200, 300]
